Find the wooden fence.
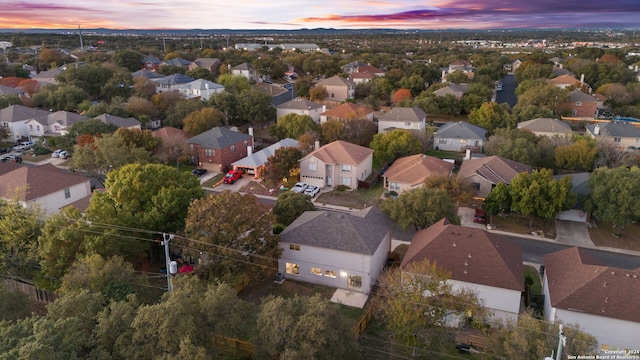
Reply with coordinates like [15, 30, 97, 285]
[2, 277, 58, 304]
[353, 295, 379, 340]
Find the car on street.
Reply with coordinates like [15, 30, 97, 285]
[473, 209, 487, 224]
[1, 154, 22, 163]
[12, 141, 33, 152]
[304, 185, 320, 197]
[291, 182, 308, 193]
[282, 83, 294, 91]
[191, 168, 208, 177]
[0, 147, 10, 154]
[223, 169, 243, 184]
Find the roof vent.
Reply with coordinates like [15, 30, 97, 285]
[603, 281, 607, 287]
[611, 271, 616, 275]
[626, 273, 631, 277]
[338, 214, 345, 218]
[464, 261, 468, 266]
[452, 242, 456, 247]
[634, 275, 638, 279]
[605, 297, 609, 303]
[323, 212, 330, 217]
[468, 253, 472, 258]
[463, 269, 467, 274]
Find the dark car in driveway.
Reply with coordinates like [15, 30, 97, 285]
[191, 168, 208, 177]
[0, 147, 10, 154]
[473, 209, 487, 224]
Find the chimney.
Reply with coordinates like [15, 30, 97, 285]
[247, 146, 252, 156]
[465, 148, 471, 160]
[594, 124, 600, 135]
[314, 140, 320, 150]
[248, 127, 254, 137]
[580, 73, 585, 85]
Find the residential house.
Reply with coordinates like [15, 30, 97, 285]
[349, 64, 385, 84]
[177, 79, 224, 100]
[457, 155, 531, 198]
[377, 106, 427, 134]
[553, 172, 590, 222]
[24, 111, 89, 140]
[543, 247, 640, 350]
[401, 218, 524, 323]
[231, 62, 257, 82]
[152, 126, 189, 163]
[31, 63, 85, 86]
[433, 121, 487, 152]
[517, 117, 573, 139]
[433, 83, 469, 100]
[315, 76, 355, 102]
[276, 98, 325, 124]
[563, 89, 605, 118]
[341, 61, 367, 74]
[279, 206, 393, 295]
[0, 104, 50, 142]
[131, 69, 165, 80]
[232, 138, 299, 178]
[93, 114, 141, 130]
[299, 140, 373, 189]
[586, 121, 640, 150]
[548, 74, 584, 89]
[441, 60, 475, 81]
[0, 163, 92, 216]
[253, 83, 289, 106]
[383, 154, 454, 195]
[0, 85, 27, 98]
[188, 127, 253, 172]
[162, 57, 191, 70]
[141, 55, 162, 71]
[319, 103, 374, 124]
[188, 58, 221, 76]
[151, 73, 196, 93]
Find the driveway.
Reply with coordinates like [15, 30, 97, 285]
[555, 220, 594, 247]
[457, 206, 487, 229]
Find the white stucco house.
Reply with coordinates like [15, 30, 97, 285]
[299, 140, 373, 189]
[177, 79, 225, 100]
[433, 121, 487, 152]
[278, 206, 393, 295]
[401, 218, 524, 323]
[543, 247, 640, 350]
[377, 106, 427, 134]
[0, 163, 92, 216]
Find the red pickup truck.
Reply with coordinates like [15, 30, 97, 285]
[223, 169, 243, 184]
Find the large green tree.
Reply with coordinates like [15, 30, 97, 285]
[586, 166, 640, 235]
[382, 187, 458, 230]
[273, 191, 317, 226]
[370, 129, 422, 166]
[468, 101, 514, 134]
[262, 146, 303, 186]
[484, 128, 555, 168]
[0, 200, 43, 279]
[270, 113, 320, 140]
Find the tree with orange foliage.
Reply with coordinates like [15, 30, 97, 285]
[392, 88, 413, 105]
[17, 79, 40, 96]
[0, 76, 22, 87]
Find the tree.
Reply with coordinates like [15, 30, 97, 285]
[513, 82, 568, 118]
[376, 258, 488, 349]
[185, 67, 214, 81]
[370, 129, 422, 165]
[484, 128, 555, 169]
[182, 191, 281, 282]
[586, 166, 640, 235]
[262, 146, 303, 185]
[56, 63, 114, 99]
[321, 119, 344, 143]
[273, 191, 317, 226]
[216, 74, 251, 93]
[270, 113, 320, 140]
[509, 169, 576, 227]
[164, 98, 206, 128]
[554, 138, 599, 171]
[183, 107, 224, 136]
[483, 182, 511, 222]
[255, 294, 360, 360]
[445, 70, 470, 84]
[392, 88, 413, 105]
[0, 283, 33, 322]
[0, 200, 44, 279]
[58, 254, 136, 302]
[112, 49, 144, 72]
[114, 127, 161, 153]
[236, 88, 276, 127]
[342, 118, 377, 146]
[309, 85, 328, 102]
[468, 101, 514, 134]
[486, 311, 598, 360]
[381, 188, 458, 230]
[125, 96, 158, 120]
[514, 60, 552, 83]
[31, 84, 89, 111]
[423, 175, 474, 205]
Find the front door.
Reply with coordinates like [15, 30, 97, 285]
[348, 274, 362, 290]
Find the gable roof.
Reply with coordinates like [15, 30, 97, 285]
[378, 106, 426, 123]
[280, 206, 393, 255]
[93, 113, 141, 128]
[321, 103, 373, 119]
[0, 162, 21, 176]
[0, 104, 50, 123]
[152, 126, 188, 142]
[383, 154, 454, 186]
[568, 89, 599, 102]
[458, 155, 531, 185]
[586, 121, 640, 138]
[152, 73, 196, 85]
[316, 75, 355, 87]
[188, 127, 251, 149]
[131, 69, 165, 79]
[549, 74, 581, 86]
[192, 58, 220, 68]
[0, 164, 88, 201]
[401, 218, 523, 291]
[433, 83, 469, 97]
[517, 117, 573, 134]
[141, 55, 162, 64]
[163, 57, 191, 67]
[544, 247, 640, 322]
[277, 97, 323, 111]
[302, 140, 372, 166]
[0, 85, 25, 96]
[231, 62, 253, 71]
[435, 121, 487, 140]
[232, 138, 298, 168]
[179, 79, 224, 91]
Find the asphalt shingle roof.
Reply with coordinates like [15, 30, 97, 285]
[0, 105, 50, 123]
[378, 106, 426, 123]
[0, 164, 88, 201]
[232, 138, 298, 168]
[188, 127, 252, 149]
[301, 140, 372, 166]
[458, 155, 531, 185]
[383, 154, 454, 186]
[586, 122, 640, 138]
[435, 121, 486, 139]
[517, 117, 573, 134]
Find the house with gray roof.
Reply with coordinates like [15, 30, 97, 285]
[93, 114, 141, 130]
[162, 57, 191, 70]
[24, 111, 89, 140]
[151, 73, 196, 93]
[279, 206, 393, 295]
[0, 104, 51, 142]
[232, 138, 298, 178]
[188, 127, 253, 172]
[433, 83, 469, 100]
[231, 62, 257, 82]
[0, 85, 26, 98]
[177, 79, 225, 100]
[377, 106, 427, 133]
[131, 69, 165, 79]
[517, 117, 573, 139]
[141, 55, 162, 71]
[434, 121, 487, 152]
[586, 121, 640, 150]
[276, 97, 325, 123]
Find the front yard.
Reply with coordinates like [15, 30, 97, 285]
[588, 222, 640, 252]
[314, 182, 385, 209]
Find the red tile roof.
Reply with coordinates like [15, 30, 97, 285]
[401, 219, 524, 291]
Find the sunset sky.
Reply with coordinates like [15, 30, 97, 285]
[1, 0, 639, 30]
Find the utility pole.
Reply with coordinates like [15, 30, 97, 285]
[162, 233, 176, 291]
[78, 25, 84, 51]
[555, 324, 566, 360]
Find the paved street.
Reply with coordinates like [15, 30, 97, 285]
[495, 74, 517, 107]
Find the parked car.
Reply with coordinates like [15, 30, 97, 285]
[51, 149, 63, 158]
[282, 83, 294, 91]
[191, 168, 208, 177]
[223, 169, 243, 184]
[473, 209, 487, 224]
[12, 141, 33, 152]
[0, 147, 10, 154]
[304, 185, 320, 197]
[1, 154, 22, 163]
[59, 150, 70, 159]
[291, 182, 308, 193]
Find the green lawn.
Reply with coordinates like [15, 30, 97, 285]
[524, 265, 542, 295]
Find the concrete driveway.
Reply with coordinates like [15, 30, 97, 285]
[555, 220, 594, 247]
[457, 206, 487, 229]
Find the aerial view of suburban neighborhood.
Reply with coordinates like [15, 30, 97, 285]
[1, 23, 640, 359]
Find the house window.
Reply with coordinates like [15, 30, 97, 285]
[308, 160, 317, 171]
[576, 102, 582, 106]
[389, 182, 400, 190]
[29, 124, 33, 130]
[614, 137, 621, 143]
[348, 274, 362, 289]
[189, 144, 194, 151]
[64, 188, 71, 199]
[405, 122, 411, 126]
[310, 268, 322, 276]
[572, 110, 577, 116]
[636, 139, 640, 144]
[325, 270, 336, 278]
[286, 263, 299, 275]
[331, 93, 335, 98]
[243, 140, 248, 146]
[289, 244, 300, 251]
[205, 148, 214, 156]
[230, 145, 235, 152]
[36, 126, 40, 131]
[460, 139, 467, 144]
[341, 164, 351, 173]
[439, 138, 447, 144]
[341, 177, 351, 186]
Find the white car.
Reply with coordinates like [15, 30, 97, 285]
[304, 185, 320, 197]
[291, 182, 308, 193]
[59, 150, 70, 159]
[51, 149, 63, 158]
[12, 141, 33, 152]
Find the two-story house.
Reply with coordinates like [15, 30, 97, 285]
[188, 127, 253, 172]
[24, 111, 89, 141]
[151, 73, 196, 93]
[230, 62, 257, 82]
[433, 121, 487, 152]
[562, 89, 606, 118]
[276, 98, 325, 124]
[314, 76, 355, 102]
[0, 104, 50, 142]
[299, 140, 373, 189]
[188, 58, 221, 76]
[377, 106, 427, 134]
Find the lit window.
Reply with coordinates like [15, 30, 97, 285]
[439, 138, 447, 144]
[286, 263, 299, 275]
[289, 244, 300, 251]
[311, 268, 322, 276]
[460, 139, 467, 144]
[308, 161, 317, 171]
[325, 270, 336, 278]
[205, 149, 214, 156]
[64, 188, 71, 199]
[341, 164, 351, 173]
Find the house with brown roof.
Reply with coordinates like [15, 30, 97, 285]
[0, 163, 92, 215]
[276, 97, 325, 124]
[517, 117, 573, 139]
[441, 60, 475, 81]
[401, 218, 524, 322]
[433, 83, 469, 100]
[152, 126, 189, 163]
[348, 64, 385, 84]
[383, 154, 454, 195]
[279, 206, 393, 300]
[188, 127, 253, 172]
[543, 247, 640, 350]
[457, 155, 531, 198]
[319, 103, 374, 124]
[548, 74, 584, 89]
[187, 58, 221, 76]
[377, 106, 427, 133]
[314, 76, 356, 102]
[299, 140, 373, 189]
[562, 89, 605, 118]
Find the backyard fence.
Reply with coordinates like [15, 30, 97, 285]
[2, 277, 58, 304]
